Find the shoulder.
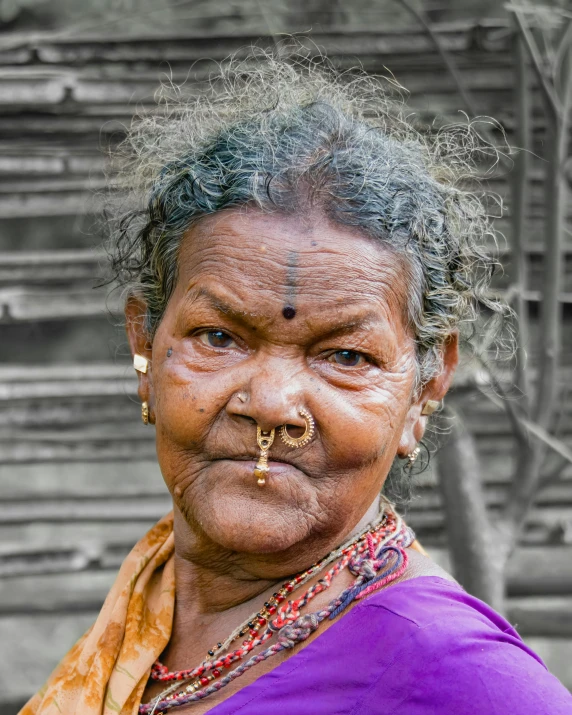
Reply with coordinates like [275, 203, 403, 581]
[351, 576, 572, 715]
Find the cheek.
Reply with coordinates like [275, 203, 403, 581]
[152, 355, 234, 448]
[315, 375, 414, 471]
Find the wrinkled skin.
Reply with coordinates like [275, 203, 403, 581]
[127, 208, 457, 710]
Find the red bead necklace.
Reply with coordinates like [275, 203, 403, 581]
[140, 509, 411, 713]
[150, 555, 327, 686]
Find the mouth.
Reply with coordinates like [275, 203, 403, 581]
[209, 453, 308, 482]
[215, 454, 298, 468]
[195, 453, 312, 488]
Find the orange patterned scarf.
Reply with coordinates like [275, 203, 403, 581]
[20, 513, 176, 715]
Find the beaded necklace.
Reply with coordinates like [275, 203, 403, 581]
[141, 505, 413, 714]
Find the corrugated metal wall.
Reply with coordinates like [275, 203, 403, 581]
[1, 20, 571, 712]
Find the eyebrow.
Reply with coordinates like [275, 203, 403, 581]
[185, 286, 385, 337]
[312, 313, 381, 339]
[185, 287, 265, 325]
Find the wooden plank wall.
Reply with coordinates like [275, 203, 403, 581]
[1, 21, 571, 712]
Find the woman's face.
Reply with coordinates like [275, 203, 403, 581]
[128, 209, 450, 569]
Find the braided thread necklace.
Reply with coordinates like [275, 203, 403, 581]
[141, 507, 413, 714]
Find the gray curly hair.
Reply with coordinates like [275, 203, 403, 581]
[110, 47, 501, 389]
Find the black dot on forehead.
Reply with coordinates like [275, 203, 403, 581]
[282, 306, 296, 320]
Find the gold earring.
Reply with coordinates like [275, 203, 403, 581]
[407, 446, 420, 469]
[141, 401, 149, 425]
[279, 408, 315, 448]
[134, 354, 149, 374]
[254, 427, 275, 486]
[421, 399, 440, 416]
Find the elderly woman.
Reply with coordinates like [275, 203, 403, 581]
[21, 53, 572, 715]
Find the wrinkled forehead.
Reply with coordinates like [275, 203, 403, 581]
[174, 208, 411, 322]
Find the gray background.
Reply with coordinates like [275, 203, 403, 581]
[0, 0, 571, 712]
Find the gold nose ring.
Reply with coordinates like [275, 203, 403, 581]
[279, 408, 315, 448]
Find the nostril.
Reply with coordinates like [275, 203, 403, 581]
[284, 424, 304, 438]
[233, 414, 256, 425]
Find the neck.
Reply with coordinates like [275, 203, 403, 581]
[171, 496, 382, 620]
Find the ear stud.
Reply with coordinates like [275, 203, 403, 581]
[133, 354, 149, 374]
[421, 399, 440, 416]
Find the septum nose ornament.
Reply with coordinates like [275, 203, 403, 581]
[254, 408, 315, 486]
[254, 427, 275, 486]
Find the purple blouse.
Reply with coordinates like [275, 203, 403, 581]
[209, 576, 572, 714]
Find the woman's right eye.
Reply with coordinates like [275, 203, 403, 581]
[197, 330, 237, 349]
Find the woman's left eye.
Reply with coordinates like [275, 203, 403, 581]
[198, 330, 237, 349]
[328, 350, 367, 367]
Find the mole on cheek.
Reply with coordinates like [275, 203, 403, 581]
[282, 306, 296, 320]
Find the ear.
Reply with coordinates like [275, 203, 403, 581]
[396, 331, 459, 458]
[125, 295, 154, 408]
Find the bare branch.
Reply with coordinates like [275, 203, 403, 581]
[542, 454, 572, 486]
[534, 36, 572, 427]
[393, 0, 513, 171]
[474, 377, 529, 448]
[478, 388, 572, 466]
[510, 20, 533, 409]
[393, 0, 480, 119]
[478, 381, 570, 547]
[435, 405, 506, 612]
[554, 21, 572, 95]
[509, 4, 562, 118]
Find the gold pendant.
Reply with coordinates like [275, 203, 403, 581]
[254, 427, 275, 486]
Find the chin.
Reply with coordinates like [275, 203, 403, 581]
[207, 520, 303, 555]
[192, 499, 309, 554]
[176, 460, 319, 555]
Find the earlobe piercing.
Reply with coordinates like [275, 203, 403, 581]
[406, 446, 420, 469]
[134, 354, 149, 374]
[141, 401, 149, 425]
[135, 356, 150, 424]
[421, 399, 440, 416]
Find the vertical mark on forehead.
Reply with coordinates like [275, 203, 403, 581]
[286, 251, 298, 297]
[283, 250, 298, 319]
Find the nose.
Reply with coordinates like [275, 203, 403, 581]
[227, 355, 310, 434]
